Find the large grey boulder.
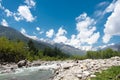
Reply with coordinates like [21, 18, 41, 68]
[17, 60, 27, 68]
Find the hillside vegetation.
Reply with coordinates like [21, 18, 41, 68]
[71, 48, 120, 60]
[0, 37, 120, 62]
[0, 37, 69, 62]
[91, 66, 120, 80]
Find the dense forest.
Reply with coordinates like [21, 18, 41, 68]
[0, 37, 120, 62]
[0, 37, 69, 62]
[71, 48, 120, 60]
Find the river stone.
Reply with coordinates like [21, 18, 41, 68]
[83, 71, 91, 77]
[90, 74, 96, 78]
[17, 60, 27, 68]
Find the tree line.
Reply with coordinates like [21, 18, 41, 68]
[0, 37, 69, 62]
[0, 37, 120, 62]
[71, 48, 120, 60]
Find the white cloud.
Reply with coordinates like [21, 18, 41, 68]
[94, 10, 104, 17]
[39, 31, 44, 34]
[103, 0, 120, 43]
[21, 28, 26, 34]
[4, 9, 13, 17]
[1, 19, 8, 27]
[64, 13, 100, 50]
[86, 32, 100, 45]
[56, 27, 67, 36]
[26, 35, 38, 40]
[103, 0, 116, 14]
[98, 43, 115, 49]
[97, 1, 109, 7]
[103, 34, 112, 43]
[21, 28, 38, 40]
[0, 0, 35, 22]
[24, 0, 36, 8]
[51, 13, 100, 51]
[46, 29, 54, 38]
[76, 13, 100, 45]
[0, 2, 4, 10]
[81, 46, 93, 51]
[17, 5, 35, 22]
[36, 27, 40, 31]
[54, 27, 68, 43]
[54, 36, 68, 43]
[67, 35, 81, 48]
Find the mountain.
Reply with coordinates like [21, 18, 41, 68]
[51, 43, 86, 55]
[102, 43, 120, 51]
[0, 25, 50, 50]
[0, 25, 28, 41]
[39, 40, 86, 55]
[0, 25, 86, 55]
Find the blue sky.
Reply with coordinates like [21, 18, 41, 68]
[0, 0, 120, 51]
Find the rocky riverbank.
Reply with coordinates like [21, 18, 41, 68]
[0, 56, 120, 80]
[53, 56, 120, 80]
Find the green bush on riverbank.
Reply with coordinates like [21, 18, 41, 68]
[0, 37, 28, 62]
[0, 37, 69, 62]
[71, 48, 120, 60]
[91, 66, 120, 80]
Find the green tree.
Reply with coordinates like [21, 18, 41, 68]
[28, 39, 38, 55]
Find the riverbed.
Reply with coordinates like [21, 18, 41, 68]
[0, 66, 54, 80]
[0, 56, 120, 80]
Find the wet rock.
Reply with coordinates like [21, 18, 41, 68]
[90, 74, 96, 78]
[53, 57, 120, 80]
[111, 56, 120, 61]
[76, 74, 82, 79]
[83, 71, 91, 77]
[17, 59, 27, 68]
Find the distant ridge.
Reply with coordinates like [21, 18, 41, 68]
[0, 25, 86, 55]
[0, 25, 50, 50]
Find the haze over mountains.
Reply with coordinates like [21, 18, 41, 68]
[0, 25, 120, 56]
[0, 25, 86, 55]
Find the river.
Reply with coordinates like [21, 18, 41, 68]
[0, 66, 54, 80]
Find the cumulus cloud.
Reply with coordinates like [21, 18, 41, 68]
[0, 0, 36, 22]
[16, 5, 35, 22]
[46, 29, 54, 38]
[103, 0, 116, 14]
[76, 13, 100, 45]
[103, 0, 120, 43]
[21, 28, 26, 34]
[21, 28, 38, 40]
[54, 27, 68, 43]
[81, 46, 93, 51]
[4, 9, 13, 17]
[66, 35, 81, 48]
[36, 27, 40, 31]
[86, 32, 100, 45]
[56, 27, 67, 36]
[97, 1, 109, 7]
[51, 13, 100, 51]
[1, 19, 8, 27]
[24, 0, 36, 8]
[98, 43, 115, 49]
[63, 13, 100, 50]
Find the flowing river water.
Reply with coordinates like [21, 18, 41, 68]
[0, 66, 54, 80]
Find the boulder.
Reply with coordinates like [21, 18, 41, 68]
[90, 74, 96, 78]
[83, 71, 91, 77]
[111, 56, 120, 61]
[17, 60, 27, 68]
